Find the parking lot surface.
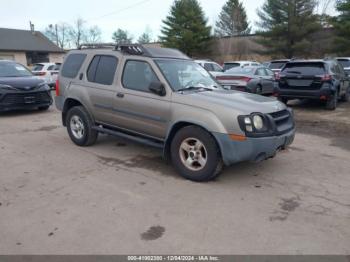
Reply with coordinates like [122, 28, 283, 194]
[0, 100, 349, 255]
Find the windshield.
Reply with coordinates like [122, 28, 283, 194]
[155, 59, 219, 91]
[269, 62, 287, 70]
[226, 67, 255, 75]
[0, 62, 33, 77]
[338, 60, 350, 68]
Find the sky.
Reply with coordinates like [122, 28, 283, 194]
[0, 0, 336, 42]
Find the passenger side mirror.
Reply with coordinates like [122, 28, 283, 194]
[149, 81, 166, 96]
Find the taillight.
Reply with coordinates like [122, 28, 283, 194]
[55, 79, 60, 96]
[216, 76, 252, 82]
[321, 74, 332, 81]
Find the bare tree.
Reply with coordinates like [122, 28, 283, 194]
[69, 18, 87, 48]
[86, 25, 102, 44]
[44, 23, 71, 49]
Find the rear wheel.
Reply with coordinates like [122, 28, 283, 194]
[38, 105, 50, 111]
[256, 85, 262, 95]
[278, 97, 289, 105]
[66, 106, 98, 146]
[326, 89, 338, 110]
[340, 87, 350, 102]
[171, 126, 223, 182]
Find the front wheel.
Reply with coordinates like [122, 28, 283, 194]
[38, 105, 50, 111]
[66, 106, 98, 146]
[340, 87, 350, 102]
[171, 126, 223, 182]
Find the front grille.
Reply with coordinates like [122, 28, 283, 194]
[269, 109, 294, 135]
[1, 92, 52, 105]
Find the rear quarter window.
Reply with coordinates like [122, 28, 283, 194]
[61, 54, 87, 78]
[282, 63, 325, 75]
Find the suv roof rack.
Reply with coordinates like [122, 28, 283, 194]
[78, 43, 117, 50]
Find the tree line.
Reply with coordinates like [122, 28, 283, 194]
[43, 0, 350, 58]
[44, 19, 153, 49]
[160, 0, 350, 58]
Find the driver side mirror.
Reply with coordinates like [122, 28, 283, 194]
[149, 81, 166, 96]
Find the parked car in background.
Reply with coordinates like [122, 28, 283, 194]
[0, 60, 52, 112]
[336, 57, 350, 75]
[266, 59, 290, 74]
[55, 44, 295, 182]
[223, 61, 260, 71]
[195, 60, 223, 77]
[276, 59, 350, 110]
[32, 62, 61, 88]
[216, 66, 276, 95]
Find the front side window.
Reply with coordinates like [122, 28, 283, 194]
[122, 60, 159, 92]
[0, 62, 32, 77]
[87, 55, 118, 85]
[61, 54, 87, 79]
[156, 59, 219, 91]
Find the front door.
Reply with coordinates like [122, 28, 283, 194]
[112, 59, 171, 140]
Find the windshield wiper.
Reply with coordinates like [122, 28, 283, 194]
[177, 86, 213, 92]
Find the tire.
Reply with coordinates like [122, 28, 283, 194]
[326, 88, 338, 110]
[278, 97, 289, 104]
[340, 87, 350, 102]
[38, 105, 50, 111]
[170, 126, 223, 182]
[66, 106, 98, 146]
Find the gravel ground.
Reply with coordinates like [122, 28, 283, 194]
[0, 99, 349, 255]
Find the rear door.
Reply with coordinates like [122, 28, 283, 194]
[279, 62, 326, 90]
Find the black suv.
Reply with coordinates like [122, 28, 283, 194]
[276, 60, 350, 110]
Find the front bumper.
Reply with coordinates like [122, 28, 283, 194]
[0, 90, 52, 112]
[213, 129, 295, 166]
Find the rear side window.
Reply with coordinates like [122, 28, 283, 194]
[61, 54, 87, 78]
[282, 63, 325, 75]
[122, 60, 159, 92]
[269, 62, 287, 70]
[87, 55, 118, 85]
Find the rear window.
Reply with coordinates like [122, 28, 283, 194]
[282, 63, 326, 75]
[61, 54, 87, 78]
[32, 64, 44, 71]
[337, 59, 350, 68]
[226, 67, 255, 75]
[224, 63, 240, 71]
[87, 55, 118, 85]
[269, 62, 287, 70]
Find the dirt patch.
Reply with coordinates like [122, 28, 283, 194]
[141, 226, 165, 241]
[280, 198, 300, 212]
[97, 154, 171, 174]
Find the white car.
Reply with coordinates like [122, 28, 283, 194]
[32, 63, 61, 88]
[336, 57, 350, 75]
[223, 61, 261, 71]
[195, 60, 224, 77]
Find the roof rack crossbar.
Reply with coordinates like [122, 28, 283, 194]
[115, 44, 150, 56]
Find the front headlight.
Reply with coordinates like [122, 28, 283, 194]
[238, 113, 270, 136]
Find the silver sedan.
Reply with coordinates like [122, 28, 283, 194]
[216, 66, 276, 95]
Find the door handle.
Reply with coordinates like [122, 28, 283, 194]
[116, 92, 125, 98]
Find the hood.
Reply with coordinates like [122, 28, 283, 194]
[0, 76, 45, 90]
[173, 89, 286, 115]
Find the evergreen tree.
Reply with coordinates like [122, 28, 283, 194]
[215, 0, 251, 37]
[138, 28, 152, 44]
[333, 0, 350, 55]
[160, 0, 212, 57]
[112, 29, 133, 44]
[256, 0, 321, 58]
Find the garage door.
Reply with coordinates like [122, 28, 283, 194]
[0, 54, 15, 61]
